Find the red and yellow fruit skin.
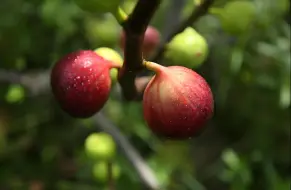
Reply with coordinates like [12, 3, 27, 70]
[143, 66, 214, 139]
[50, 50, 113, 118]
[120, 26, 160, 58]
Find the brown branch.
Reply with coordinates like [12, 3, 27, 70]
[151, 0, 215, 63]
[118, 0, 162, 101]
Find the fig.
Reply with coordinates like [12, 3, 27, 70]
[210, 1, 256, 35]
[94, 47, 123, 83]
[119, 25, 160, 58]
[50, 50, 120, 118]
[93, 161, 121, 182]
[84, 15, 119, 47]
[165, 27, 208, 68]
[74, 0, 120, 14]
[143, 61, 214, 139]
[85, 132, 116, 161]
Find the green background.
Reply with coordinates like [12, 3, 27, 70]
[0, 0, 290, 189]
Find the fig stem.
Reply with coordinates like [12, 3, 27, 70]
[109, 61, 123, 70]
[107, 161, 115, 190]
[143, 61, 165, 73]
[114, 7, 128, 25]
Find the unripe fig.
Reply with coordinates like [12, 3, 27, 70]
[119, 26, 160, 58]
[74, 0, 120, 14]
[85, 132, 116, 160]
[211, 1, 256, 35]
[51, 50, 120, 118]
[94, 47, 123, 83]
[165, 27, 208, 68]
[143, 62, 214, 139]
[93, 161, 121, 182]
[84, 15, 119, 47]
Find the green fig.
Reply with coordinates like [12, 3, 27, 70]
[95, 47, 123, 83]
[84, 15, 119, 47]
[165, 27, 208, 68]
[85, 132, 116, 161]
[211, 1, 256, 35]
[92, 161, 121, 182]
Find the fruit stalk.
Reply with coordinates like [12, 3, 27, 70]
[114, 7, 128, 25]
[143, 61, 165, 73]
[107, 161, 115, 190]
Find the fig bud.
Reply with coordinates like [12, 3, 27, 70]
[51, 50, 120, 118]
[165, 27, 208, 68]
[143, 62, 214, 139]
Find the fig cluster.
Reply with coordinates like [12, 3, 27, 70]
[50, 49, 213, 139]
[51, 0, 214, 139]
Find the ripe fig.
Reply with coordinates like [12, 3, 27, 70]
[74, 0, 120, 14]
[51, 50, 120, 118]
[165, 27, 208, 68]
[119, 25, 160, 58]
[94, 47, 123, 83]
[85, 132, 116, 161]
[143, 61, 214, 139]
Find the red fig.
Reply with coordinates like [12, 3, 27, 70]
[143, 62, 214, 139]
[119, 26, 160, 58]
[51, 50, 120, 118]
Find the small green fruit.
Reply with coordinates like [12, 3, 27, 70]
[165, 27, 208, 68]
[93, 161, 121, 182]
[211, 1, 256, 35]
[85, 132, 116, 161]
[95, 47, 123, 83]
[74, 0, 120, 14]
[84, 16, 119, 47]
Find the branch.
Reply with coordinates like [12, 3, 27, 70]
[0, 69, 50, 96]
[118, 0, 161, 101]
[151, 0, 215, 63]
[94, 113, 160, 190]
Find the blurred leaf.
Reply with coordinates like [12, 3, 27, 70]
[5, 84, 25, 103]
[230, 46, 244, 74]
[222, 149, 240, 171]
[279, 77, 290, 108]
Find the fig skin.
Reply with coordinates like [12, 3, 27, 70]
[51, 50, 115, 118]
[120, 26, 160, 58]
[143, 65, 214, 139]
